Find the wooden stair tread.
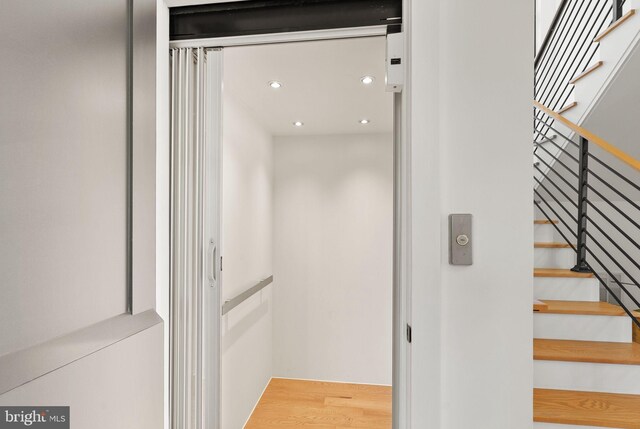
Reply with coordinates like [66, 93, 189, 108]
[534, 300, 550, 312]
[534, 339, 640, 365]
[535, 242, 574, 249]
[594, 9, 637, 43]
[558, 101, 578, 114]
[535, 219, 559, 224]
[534, 388, 640, 428]
[535, 268, 594, 278]
[570, 61, 604, 84]
[534, 300, 634, 317]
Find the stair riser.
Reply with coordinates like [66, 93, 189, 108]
[534, 248, 575, 269]
[534, 224, 556, 242]
[535, 360, 640, 395]
[534, 277, 600, 302]
[534, 313, 632, 342]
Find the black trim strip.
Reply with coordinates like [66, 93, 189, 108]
[170, 0, 402, 41]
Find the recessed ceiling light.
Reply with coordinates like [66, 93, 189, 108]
[293, 121, 304, 127]
[360, 76, 375, 85]
[269, 81, 283, 89]
[359, 119, 370, 125]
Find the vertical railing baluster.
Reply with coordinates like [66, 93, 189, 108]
[572, 136, 591, 272]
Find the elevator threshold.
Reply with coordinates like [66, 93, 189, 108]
[245, 377, 392, 428]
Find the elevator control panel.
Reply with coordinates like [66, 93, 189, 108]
[449, 214, 473, 265]
[386, 32, 404, 92]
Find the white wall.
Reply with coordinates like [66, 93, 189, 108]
[272, 133, 393, 385]
[1, 1, 163, 427]
[409, 0, 533, 428]
[0, 0, 129, 357]
[221, 94, 274, 429]
[0, 324, 163, 429]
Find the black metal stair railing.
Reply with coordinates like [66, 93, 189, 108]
[533, 102, 640, 330]
[534, 0, 628, 140]
[533, 0, 639, 328]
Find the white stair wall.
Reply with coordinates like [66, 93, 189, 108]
[568, 0, 640, 126]
[534, 277, 600, 301]
[535, 360, 640, 395]
[534, 313, 632, 342]
[534, 224, 558, 242]
[534, 247, 575, 268]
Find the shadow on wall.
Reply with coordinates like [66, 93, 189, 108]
[222, 290, 271, 352]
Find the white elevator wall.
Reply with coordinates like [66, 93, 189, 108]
[273, 133, 393, 385]
[221, 95, 274, 429]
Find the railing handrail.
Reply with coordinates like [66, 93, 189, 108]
[221, 275, 274, 315]
[534, 100, 640, 171]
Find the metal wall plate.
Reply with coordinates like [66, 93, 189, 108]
[449, 214, 473, 265]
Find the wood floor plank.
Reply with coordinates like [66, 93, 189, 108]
[534, 388, 640, 428]
[245, 378, 392, 429]
[534, 339, 640, 365]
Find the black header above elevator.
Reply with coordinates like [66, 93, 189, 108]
[169, 0, 402, 41]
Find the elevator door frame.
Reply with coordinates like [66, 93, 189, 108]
[170, 24, 413, 429]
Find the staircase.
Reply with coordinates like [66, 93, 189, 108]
[533, 1, 640, 427]
[533, 220, 640, 428]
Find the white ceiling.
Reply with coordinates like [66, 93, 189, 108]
[223, 37, 393, 136]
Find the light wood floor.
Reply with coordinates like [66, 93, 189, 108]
[244, 378, 392, 429]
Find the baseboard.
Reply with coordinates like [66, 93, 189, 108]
[271, 375, 392, 387]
